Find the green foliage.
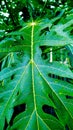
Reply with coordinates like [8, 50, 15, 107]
[0, 0, 73, 130]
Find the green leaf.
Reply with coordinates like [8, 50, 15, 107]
[0, 19, 73, 130]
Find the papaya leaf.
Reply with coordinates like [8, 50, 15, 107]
[0, 19, 73, 130]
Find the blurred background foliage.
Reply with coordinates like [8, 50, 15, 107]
[0, 0, 73, 70]
[0, 0, 73, 31]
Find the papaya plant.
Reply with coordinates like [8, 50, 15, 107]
[0, 0, 73, 130]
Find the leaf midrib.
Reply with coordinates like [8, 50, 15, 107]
[31, 23, 40, 130]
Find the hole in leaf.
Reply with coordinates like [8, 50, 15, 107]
[48, 73, 72, 82]
[0, 61, 2, 71]
[11, 74, 15, 80]
[70, 29, 73, 35]
[40, 27, 50, 36]
[40, 46, 49, 59]
[41, 53, 48, 59]
[4, 118, 8, 130]
[20, 36, 24, 40]
[66, 95, 73, 99]
[42, 105, 58, 119]
[40, 46, 48, 52]
[17, 91, 19, 96]
[10, 103, 26, 126]
[66, 78, 73, 84]
[48, 73, 65, 80]
[65, 124, 69, 130]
